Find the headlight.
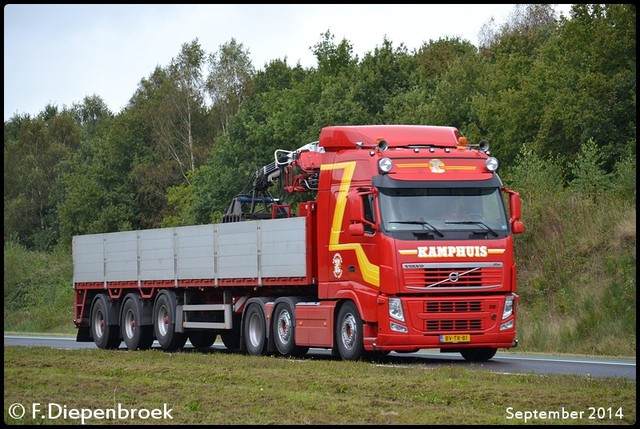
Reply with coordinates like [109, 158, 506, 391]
[388, 297, 405, 322]
[486, 157, 499, 172]
[378, 157, 393, 173]
[502, 295, 514, 320]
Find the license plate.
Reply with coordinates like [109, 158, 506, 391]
[440, 334, 471, 343]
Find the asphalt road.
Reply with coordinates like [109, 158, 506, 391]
[4, 334, 635, 380]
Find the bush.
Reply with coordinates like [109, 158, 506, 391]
[4, 242, 75, 334]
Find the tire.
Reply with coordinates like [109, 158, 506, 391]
[272, 301, 308, 357]
[91, 295, 121, 349]
[121, 295, 154, 351]
[221, 315, 242, 350]
[188, 330, 217, 350]
[335, 301, 364, 361]
[243, 304, 267, 356]
[153, 291, 187, 351]
[460, 347, 497, 362]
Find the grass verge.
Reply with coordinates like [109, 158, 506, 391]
[4, 346, 636, 425]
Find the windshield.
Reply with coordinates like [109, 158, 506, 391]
[378, 187, 509, 239]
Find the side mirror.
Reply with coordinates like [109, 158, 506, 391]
[503, 187, 524, 235]
[348, 223, 365, 236]
[347, 188, 378, 234]
[512, 220, 524, 234]
[509, 191, 522, 220]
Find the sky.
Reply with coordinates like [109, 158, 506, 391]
[3, 4, 573, 122]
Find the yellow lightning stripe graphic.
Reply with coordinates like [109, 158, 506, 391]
[321, 162, 380, 287]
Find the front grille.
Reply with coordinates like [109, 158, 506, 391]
[425, 319, 483, 331]
[403, 262, 503, 290]
[426, 300, 482, 313]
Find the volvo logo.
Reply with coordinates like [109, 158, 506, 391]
[449, 272, 460, 282]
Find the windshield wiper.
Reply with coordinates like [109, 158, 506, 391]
[388, 220, 443, 237]
[445, 220, 499, 237]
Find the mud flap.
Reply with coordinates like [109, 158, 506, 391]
[76, 326, 92, 342]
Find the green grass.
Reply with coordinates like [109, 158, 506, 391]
[4, 242, 75, 335]
[3, 346, 636, 425]
[514, 196, 636, 356]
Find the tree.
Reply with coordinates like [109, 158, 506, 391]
[568, 138, 610, 199]
[533, 4, 636, 169]
[206, 38, 255, 134]
[133, 40, 209, 184]
[165, 39, 207, 177]
[4, 107, 81, 249]
[70, 94, 112, 130]
[311, 30, 358, 76]
[351, 37, 414, 121]
[471, 4, 562, 164]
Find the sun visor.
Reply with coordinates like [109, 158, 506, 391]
[372, 174, 503, 189]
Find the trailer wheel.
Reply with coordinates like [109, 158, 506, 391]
[243, 304, 267, 356]
[460, 347, 497, 362]
[153, 291, 187, 351]
[188, 330, 217, 350]
[91, 295, 121, 349]
[272, 301, 308, 357]
[335, 301, 364, 361]
[221, 315, 242, 350]
[121, 295, 154, 351]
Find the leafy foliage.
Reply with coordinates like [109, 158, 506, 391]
[568, 138, 610, 198]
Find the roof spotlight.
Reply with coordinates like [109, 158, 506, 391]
[486, 157, 499, 172]
[378, 157, 393, 173]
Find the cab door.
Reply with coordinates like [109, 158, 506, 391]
[342, 187, 380, 288]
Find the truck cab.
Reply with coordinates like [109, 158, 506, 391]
[311, 125, 523, 361]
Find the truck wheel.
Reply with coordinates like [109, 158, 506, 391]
[91, 295, 121, 349]
[243, 304, 267, 356]
[460, 347, 497, 362]
[188, 330, 217, 350]
[272, 301, 308, 357]
[335, 301, 364, 361]
[121, 295, 154, 351]
[153, 291, 187, 351]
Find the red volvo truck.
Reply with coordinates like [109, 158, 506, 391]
[73, 125, 523, 361]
